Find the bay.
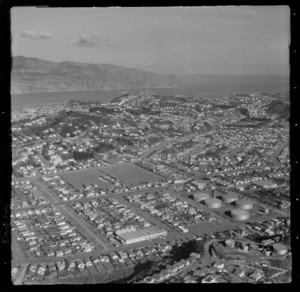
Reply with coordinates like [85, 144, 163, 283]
[11, 74, 289, 110]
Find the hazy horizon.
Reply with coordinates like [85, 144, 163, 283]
[11, 6, 290, 76]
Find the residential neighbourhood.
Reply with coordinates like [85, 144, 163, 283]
[11, 91, 291, 284]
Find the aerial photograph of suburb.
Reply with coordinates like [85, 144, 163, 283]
[10, 6, 291, 284]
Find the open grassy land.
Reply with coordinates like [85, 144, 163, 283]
[101, 164, 164, 185]
[187, 222, 234, 235]
[62, 169, 112, 190]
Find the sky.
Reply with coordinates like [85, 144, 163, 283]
[11, 6, 290, 75]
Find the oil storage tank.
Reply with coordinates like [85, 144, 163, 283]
[221, 193, 239, 204]
[272, 243, 288, 255]
[193, 192, 210, 202]
[225, 239, 235, 248]
[235, 199, 253, 210]
[230, 209, 250, 221]
[204, 198, 222, 209]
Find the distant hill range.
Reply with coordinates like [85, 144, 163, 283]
[11, 56, 183, 94]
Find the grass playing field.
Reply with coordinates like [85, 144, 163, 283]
[101, 163, 164, 185]
[62, 169, 112, 190]
[187, 222, 233, 235]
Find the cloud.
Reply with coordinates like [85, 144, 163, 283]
[20, 30, 52, 40]
[76, 34, 114, 48]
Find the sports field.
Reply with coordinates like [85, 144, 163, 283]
[62, 169, 112, 190]
[188, 222, 233, 235]
[101, 163, 164, 185]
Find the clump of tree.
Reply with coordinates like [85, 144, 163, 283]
[147, 136, 162, 145]
[203, 122, 212, 130]
[60, 124, 77, 137]
[93, 142, 115, 153]
[267, 100, 290, 120]
[168, 240, 196, 261]
[89, 107, 115, 114]
[236, 93, 251, 98]
[159, 101, 178, 108]
[213, 104, 236, 109]
[73, 151, 94, 161]
[237, 107, 250, 117]
[127, 106, 152, 115]
[115, 136, 134, 146]
[41, 144, 50, 160]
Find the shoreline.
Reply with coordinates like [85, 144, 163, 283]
[10, 86, 177, 96]
[11, 88, 289, 112]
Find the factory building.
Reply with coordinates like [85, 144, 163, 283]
[193, 192, 210, 202]
[191, 180, 207, 190]
[230, 209, 250, 221]
[221, 193, 239, 204]
[235, 199, 253, 210]
[204, 198, 222, 209]
[116, 226, 167, 245]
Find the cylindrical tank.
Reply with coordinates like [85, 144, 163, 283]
[235, 199, 253, 210]
[221, 193, 239, 204]
[204, 198, 222, 209]
[273, 243, 288, 255]
[242, 244, 249, 252]
[230, 209, 250, 221]
[193, 192, 210, 202]
[225, 239, 235, 248]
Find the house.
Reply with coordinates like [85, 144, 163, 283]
[250, 271, 263, 281]
[152, 273, 163, 282]
[160, 270, 170, 278]
[56, 250, 64, 257]
[202, 275, 217, 283]
[143, 276, 155, 283]
[176, 262, 185, 270]
[190, 252, 200, 260]
[214, 262, 225, 270]
[118, 251, 128, 259]
[185, 276, 197, 283]
[234, 268, 245, 278]
[167, 264, 177, 273]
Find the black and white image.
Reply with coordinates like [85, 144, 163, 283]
[11, 6, 291, 284]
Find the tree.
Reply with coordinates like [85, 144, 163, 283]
[238, 107, 250, 117]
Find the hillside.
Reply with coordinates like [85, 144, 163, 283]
[11, 56, 177, 94]
[110, 92, 188, 105]
[267, 99, 290, 120]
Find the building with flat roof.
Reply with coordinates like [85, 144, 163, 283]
[252, 180, 278, 189]
[116, 226, 167, 245]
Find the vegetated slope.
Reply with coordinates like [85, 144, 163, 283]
[11, 56, 176, 94]
[267, 99, 290, 120]
[264, 92, 290, 103]
[110, 92, 188, 105]
[236, 107, 250, 118]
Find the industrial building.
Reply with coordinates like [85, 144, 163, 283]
[252, 180, 278, 189]
[116, 226, 167, 245]
[230, 209, 250, 221]
[191, 180, 207, 190]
